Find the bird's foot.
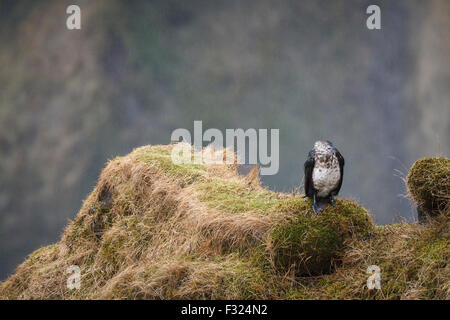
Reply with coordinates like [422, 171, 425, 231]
[330, 195, 335, 206]
[312, 203, 322, 215]
[313, 193, 321, 214]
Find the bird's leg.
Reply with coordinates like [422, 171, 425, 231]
[330, 194, 335, 206]
[312, 193, 320, 214]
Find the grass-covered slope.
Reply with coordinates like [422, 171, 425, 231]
[0, 145, 448, 299]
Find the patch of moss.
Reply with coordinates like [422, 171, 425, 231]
[134, 145, 206, 181]
[417, 238, 449, 265]
[319, 277, 351, 298]
[407, 157, 450, 217]
[270, 200, 373, 276]
[210, 258, 272, 299]
[196, 180, 279, 214]
[275, 196, 312, 214]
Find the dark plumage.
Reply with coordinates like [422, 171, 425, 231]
[304, 140, 344, 214]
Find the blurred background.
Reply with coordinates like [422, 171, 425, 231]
[0, 0, 449, 280]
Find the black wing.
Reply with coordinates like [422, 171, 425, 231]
[304, 150, 315, 198]
[332, 149, 345, 195]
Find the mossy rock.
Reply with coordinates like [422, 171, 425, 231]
[269, 200, 374, 276]
[407, 157, 450, 221]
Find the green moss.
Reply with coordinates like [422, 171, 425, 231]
[320, 277, 351, 298]
[196, 180, 337, 216]
[407, 157, 450, 215]
[275, 196, 312, 214]
[282, 286, 311, 300]
[134, 145, 206, 180]
[196, 180, 279, 214]
[417, 238, 449, 264]
[270, 200, 373, 276]
[212, 260, 269, 299]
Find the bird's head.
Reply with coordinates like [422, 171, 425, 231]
[314, 140, 334, 152]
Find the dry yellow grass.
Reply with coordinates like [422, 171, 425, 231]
[0, 144, 448, 299]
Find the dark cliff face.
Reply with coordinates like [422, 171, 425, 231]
[0, 0, 449, 280]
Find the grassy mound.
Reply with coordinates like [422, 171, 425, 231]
[407, 158, 450, 221]
[270, 200, 372, 275]
[0, 144, 448, 299]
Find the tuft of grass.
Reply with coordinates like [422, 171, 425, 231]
[407, 157, 450, 220]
